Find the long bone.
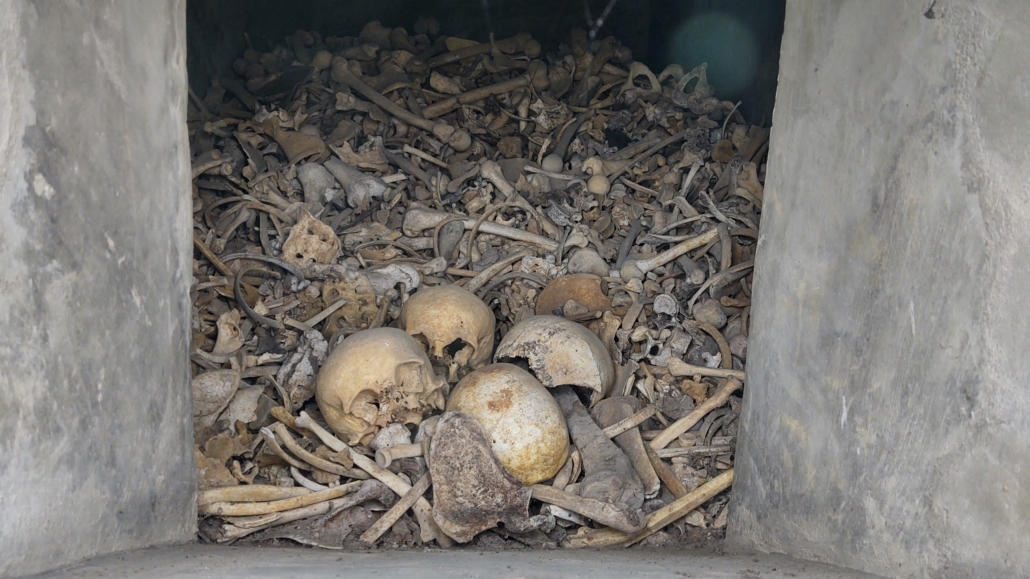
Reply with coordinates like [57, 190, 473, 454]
[402, 205, 559, 251]
[295, 411, 453, 547]
[619, 227, 719, 281]
[591, 397, 662, 499]
[331, 59, 472, 152]
[529, 484, 644, 534]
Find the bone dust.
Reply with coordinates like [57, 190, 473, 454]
[189, 16, 764, 550]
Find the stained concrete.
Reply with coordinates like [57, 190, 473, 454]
[0, 1, 196, 577]
[729, 1, 1030, 577]
[33, 544, 882, 579]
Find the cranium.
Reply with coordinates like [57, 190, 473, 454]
[447, 363, 569, 485]
[399, 285, 495, 381]
[315, 327, 447, 446]
[494, 315, 615, 405]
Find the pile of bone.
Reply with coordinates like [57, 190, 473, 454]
[190, 17, 763, 550]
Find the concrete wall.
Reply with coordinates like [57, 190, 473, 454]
[729, 1, 1030, 577]
[0, 2, 196, 577]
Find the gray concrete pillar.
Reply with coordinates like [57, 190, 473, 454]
[729, 1, 1030, 577]
[0, 1, 195, 577]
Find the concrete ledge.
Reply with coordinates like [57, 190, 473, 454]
[33, 544, 883, 579]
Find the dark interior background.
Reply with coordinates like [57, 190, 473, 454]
[187, 0, 784, 122]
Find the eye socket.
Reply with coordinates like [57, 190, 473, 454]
[444, 339, 467, 358]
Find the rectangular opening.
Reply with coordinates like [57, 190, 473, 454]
[185, 0, 784, 551]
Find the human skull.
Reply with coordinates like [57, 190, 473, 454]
[315, 327, 447, 446]
[400, 285, 495, 381]
[447, 363, 569, 485]
[494, 315, 615, 405]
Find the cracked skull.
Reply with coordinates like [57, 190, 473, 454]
[315, 327, 447, 446]
[494, 315, 615, 406]
[399, 284, 495, 381]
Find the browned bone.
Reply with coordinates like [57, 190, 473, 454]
[530, 484, 644, 534]
[199, 480, 364, 516]
[270, 422, 369, 479]
[551, 386, 644, 511]
[324, 158, 388, 211]
[601, 404, 655, 438]
[191, 149, 231, 179]
[331, 59, 471, 152]
[294, 411, 453, 547]
[653, 444, 734, 459]
[197, 485, 310, 507]
[422, 74, 532, 120]
[402, 205, 559, 251]
[359, 473, 432, 546]
[665, 358, 745, 381]
[429, 412, 537, 542]
[426, 32, 540, 68]
[479, 159, 516, 198]
[375, 440, 427, 468]
[619, 227, 720, 282]
[650, 378, 743, 450]
[591, 397, 661, 499]
[209, 480, 395, 542]
[563, 469, 734, 548]
[644, 444, 690, 499]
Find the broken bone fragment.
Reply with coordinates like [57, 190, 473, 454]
[375, 440, 427, 469]
[260, 118, 326, 164]
[364, 263, 421, 296]
[552, 386, 645, 511]
[315, 327, 447, 446]
[619, 227, 719, 282]
[566, 249, 611, 278]
[370, 422, 426, 477]
[447, 363, 569, 485]
[296, 162, 338, 205]
[530, 484, 645, 534]
[400, 284, 495, 381]
[494, 315, 615, 405]
[534, 274, 613, 316]
[429, 411, 538, 543]
[324, 158, 388, 211]
[193, 368, 241, 430]
[281, 210, 341, 269]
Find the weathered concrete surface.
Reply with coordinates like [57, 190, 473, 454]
[730, 1, 1030, 577]
[0, 2, 196, 577]
[34, 544, 883, 579]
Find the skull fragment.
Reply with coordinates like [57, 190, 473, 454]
[315, 327, 447, 446]
[494, 315, 615, 405]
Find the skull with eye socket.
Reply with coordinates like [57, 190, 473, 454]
[315, 327, 447, 447]
[399, 284, 495, 382]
